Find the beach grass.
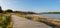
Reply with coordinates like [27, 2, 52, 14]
[15, 13, 26, 18]
[0, 14, 13, 28]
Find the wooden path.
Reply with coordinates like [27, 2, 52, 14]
[12, 15, 53, 28]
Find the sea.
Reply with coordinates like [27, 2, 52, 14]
[40, 14, 60, 18]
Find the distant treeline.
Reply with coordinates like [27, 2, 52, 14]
[0, 6, 36, 14]
[13, 11, 36, 14]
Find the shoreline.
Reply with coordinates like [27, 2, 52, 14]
[24, 14, 60, 28]
[16, 13, 60, 28]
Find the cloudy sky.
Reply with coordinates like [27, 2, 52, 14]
[0, 0, 60, 12]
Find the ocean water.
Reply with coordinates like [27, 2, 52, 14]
[40, 14, 60, 18]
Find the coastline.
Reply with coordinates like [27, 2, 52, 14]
[23, 14, 60, 28]
[16, 13, 60, 28]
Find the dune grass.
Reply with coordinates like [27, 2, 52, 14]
[0, 14, 13, 28]
[15, 13, 26, 18]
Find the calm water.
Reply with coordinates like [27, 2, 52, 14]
[40, 14, 60, 18]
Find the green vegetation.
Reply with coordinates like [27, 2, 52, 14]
[0, 6, 3, 13]
[5, 9, 13, 13]
[0, 5, 60, 28]
[0, 14, 13, 28]
[14, 11, 36, 15]
[15, 13, 26, 18]
[0, 6, 13, 28]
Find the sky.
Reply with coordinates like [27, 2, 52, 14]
[0, 0, 60, 13]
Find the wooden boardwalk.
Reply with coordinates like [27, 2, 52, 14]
[12, 15, 53, 28]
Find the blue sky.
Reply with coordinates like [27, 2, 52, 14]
[0, 0, 60, 12]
